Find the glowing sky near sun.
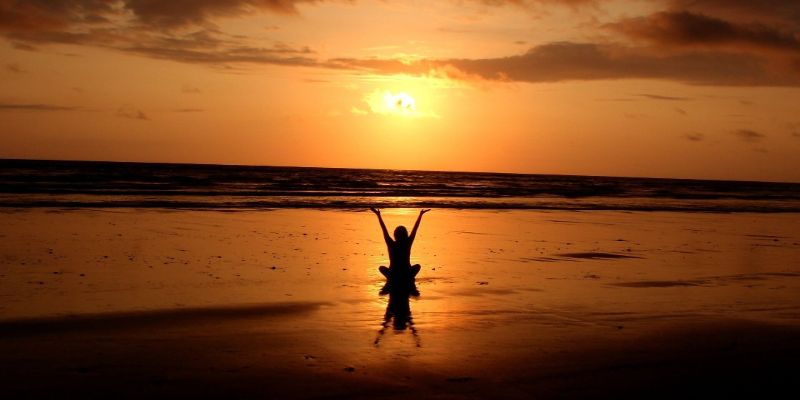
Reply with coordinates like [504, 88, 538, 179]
[0, 0, 799, 181]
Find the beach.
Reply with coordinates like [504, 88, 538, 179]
[4, 0, 800, 397]
[1, 208, 799, 398]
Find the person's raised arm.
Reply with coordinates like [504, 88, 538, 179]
[370, 207, 392, 245]
[408, 209, 431, 246]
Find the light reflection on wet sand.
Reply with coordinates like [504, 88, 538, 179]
[1, 209, 799, 397]
[2, 208, 800, 328]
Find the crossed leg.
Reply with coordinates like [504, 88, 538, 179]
[379, 265, 421, 278]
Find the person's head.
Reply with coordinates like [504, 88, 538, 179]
[394, 225, 408, 243]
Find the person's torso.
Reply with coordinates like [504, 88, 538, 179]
[388, 241, 411, 268]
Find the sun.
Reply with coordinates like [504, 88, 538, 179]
[359, 90, 426, 117]
[354, 79, 443, 119]
[384, 92, 416, 114]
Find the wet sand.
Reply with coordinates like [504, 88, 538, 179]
[1, 209, 799, 398]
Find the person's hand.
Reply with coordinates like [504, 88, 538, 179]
[370, 207, 381, 215]
[420, 209, 431, 215]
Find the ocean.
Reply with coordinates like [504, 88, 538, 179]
[1, 159, 799, 212]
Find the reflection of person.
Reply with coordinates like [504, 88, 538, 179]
[374, 287, 421, 347]
[370, 208, 430, 281]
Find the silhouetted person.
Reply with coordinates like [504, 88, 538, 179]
[370, 208, 430, 283]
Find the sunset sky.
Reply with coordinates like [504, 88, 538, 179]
[1, 0, 799, 181]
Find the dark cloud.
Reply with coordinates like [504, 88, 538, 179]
[0, 0, 320, 68]
[0, 0, 597, 35]
[5, 28, 116, 46]
[674, 107, 687, 115]
[333, 41, 800, 86]
[684, 132, 704, 141]
[731, 129, 766, 142]
[123, 29, 315, 66]
[638, 93, 691, 101]
[2, 0, 799, 87]
[123, 0, 323, 29]
[668, 0, 800, 26]
[0, 0, 117, 33]
[123, 42, 316, 66]
[0, 1, 321, 32]
[116, 105, 149, 120]
[599, 2, 800, 87]
[608, 11, 800, 55]
[0, 0, 597, 31]
[2, 11, 317, 68]
[0, 103, 79, 111]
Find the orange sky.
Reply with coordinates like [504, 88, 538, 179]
[1, 0, 799, 182]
